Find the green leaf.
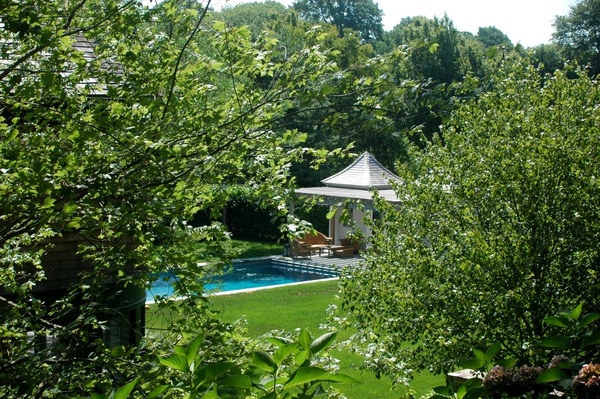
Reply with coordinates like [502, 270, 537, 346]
[544, 316, 572, 328]
[147, 385, 168, 399]
[202, 385, 219, 399]
[319, 84, 335, 96]
[463, 387, 486, 399]
[67, 217, 82, 228]
[159, 353, 188, 372]
[536, 368, 568, 383]
[485, 46, 499, 58]
[295, 349, 310, 367]
[194, 362, 234, 386]
[266, 336, 294, 346]
[41, 71, 55, 87]
[326, 207, 338, 219]
[110, 346, 126, 357]
[186, 334, 204, 366]
[458, 358, 484, 370]
[211, 61, 224, 70]
[42, 197, 56, 208]
[223, 374, 254, 389]
[110, 102, 126, 115]
[496, 358, 518, 369]
[310, 332, 337, 355]
[321, 373, 361, 384]
[273, 343, 298, 365]
[237, 26, 251, 39]
[174, 345, 186, 357]
[433, 386, 452, 395]
[213, 20, 226, 31]
[7, 128, 18, 141]
[63, 202, 77, 214]
[298, 328, 311, 350]
[283, 367, 327, 389]
[67, 130, 80, 141]
[582, 332, 600, 348]
[538, 335, 571, 350]
[484, 343, 501, 363]
[259, 391, 278, 399]
[457, 383, 469, 399]
[472, 349, 485, 362]
[252, 351, 277, 373]
[571, 302, 584, 320]
[113, 378, 138, 399]
[579, 312, 600, 327]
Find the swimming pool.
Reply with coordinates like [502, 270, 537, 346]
[146, 258, 338, 301]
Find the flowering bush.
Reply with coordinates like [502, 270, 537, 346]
[426, 304, 600, 398]
[572, 363, 600, 398]
[482, 365, 543, 398]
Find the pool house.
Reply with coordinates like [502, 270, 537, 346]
[292, 151, 402, 249]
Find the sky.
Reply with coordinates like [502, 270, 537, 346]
[211, 0, 578, 47]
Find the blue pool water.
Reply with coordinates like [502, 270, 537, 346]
[147, 259, 337, 301]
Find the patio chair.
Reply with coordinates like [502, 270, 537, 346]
[291, 239, 312, 258]
[339, 237, 360, 253]
[301, 231, 331, 255]
[331, 246, 355, 258]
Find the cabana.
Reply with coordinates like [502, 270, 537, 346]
[292, 151, 402, 252]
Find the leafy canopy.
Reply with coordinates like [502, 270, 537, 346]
[339, 59, 600, 380]
[553, 0, 600, 75]
[292, 0, 384, 43]
[0, 0, 344, 396]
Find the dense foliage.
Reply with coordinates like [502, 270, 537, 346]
[553, 0, 600, 76]
[0, 0, 348, 396]
[292, 0, 383, 43]
[339, 60, 600, 382]
[2, 0, 599, 397]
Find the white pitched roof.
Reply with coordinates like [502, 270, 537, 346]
[321, 151, 401, 189]
[294, 152, 402, 206]
[295, 186, 401, 204]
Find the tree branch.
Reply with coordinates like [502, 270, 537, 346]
[0, 295, 64, 331]
[161, 0, 212, 120]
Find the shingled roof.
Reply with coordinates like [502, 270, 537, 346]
[295, 152, 402, 205]
[321, 151, 401, 189]
[1, 34, 120, 96]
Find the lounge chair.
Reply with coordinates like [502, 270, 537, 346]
[291, 239, 312, 258]
[332, 237, 361, 258]
[339, 237, 361, 253]
[291, 231, 331, 258]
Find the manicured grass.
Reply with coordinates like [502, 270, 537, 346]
[148, 280, 443, 398]
[230, 238, 284, 258]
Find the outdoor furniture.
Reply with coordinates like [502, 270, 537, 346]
[339, 237, 361, 253]
[291, 231, 331, 258]
[291, 239, 312, 258]
[331, 246, 354, 258]
[327, 237, 361, 258]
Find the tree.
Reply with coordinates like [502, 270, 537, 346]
[0, 0, 343, 396]
[217, 0, 288, 39]
[338, 60, 600, 381]
[553, 0, 600, 75]
[375, 16, 483, 146]
[531, 43, 566, 75]
[387, 15, 465, 84]
[292, 0, 384, 43]
[476, 26, 512, 48]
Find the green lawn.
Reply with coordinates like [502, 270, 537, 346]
[148, 280, 443, 398]
[230, 238, 284, 258]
